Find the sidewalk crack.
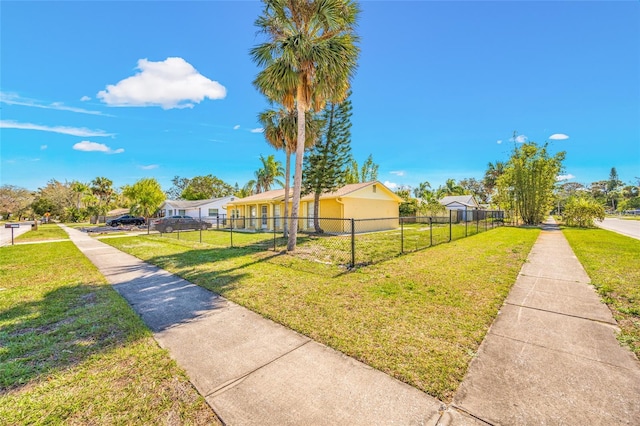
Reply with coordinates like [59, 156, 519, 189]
[205, 339, 312, 398]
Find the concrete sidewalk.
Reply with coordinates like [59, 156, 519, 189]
[60, 225, 444, 425]
[448, 219, 640, 425]
[61, 221, 640, 425]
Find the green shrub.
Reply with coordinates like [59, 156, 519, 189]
[563, 196, 605, 227]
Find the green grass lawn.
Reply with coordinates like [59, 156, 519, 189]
[104, 226, 539, 401]
[562, 228, 640, 357]
[14, 223, 69, 242]
[0, 242, 219, 425]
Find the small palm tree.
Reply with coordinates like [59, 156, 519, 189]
[437, 179, 466, 199]
[254, 154, 284, 193]
[251, 0, 360, 251]
[259, 107, 321, 235]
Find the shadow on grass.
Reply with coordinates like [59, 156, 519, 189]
[0, 283, 145, 392]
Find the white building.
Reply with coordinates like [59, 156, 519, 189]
[159, 196, 236, 222]
[439, 195, 481, 221]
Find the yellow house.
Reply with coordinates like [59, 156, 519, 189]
[226, 181, 403, 233]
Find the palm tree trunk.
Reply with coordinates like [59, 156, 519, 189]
[283, 149, 291, 238]
[287, 94, 306, 251]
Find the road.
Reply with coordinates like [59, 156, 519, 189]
[0, 222, 33, 246]
[596, 217, 640, 240]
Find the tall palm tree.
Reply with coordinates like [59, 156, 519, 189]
[251, 0, 360, 251]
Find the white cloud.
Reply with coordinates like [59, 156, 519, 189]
[556, 174, 575, 181]
[509, 134, 528, 143]
[40, 145, 48, 150]
[0, 91, 108, 115]
[549, 133, 569, 140]
[140, 164, 159, 170]
[383, 180, 398, 190]
[97, 57, 226, 109]
[390, 170, 405, 177]
[497, 139, 502, 144]
[233, 124, 240, 130]
[80, 96, 91, 102]
[0, 120, 114, 137]
[250, 127, 264, 133]
[73, 141, 124, 154]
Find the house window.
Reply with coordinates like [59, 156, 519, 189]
[373, 185, 377, 193]
[208, 208, 219, 217]
[178, 210, 186, 216]
[167, 209, 173, 216]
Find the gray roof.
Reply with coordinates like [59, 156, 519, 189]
[438, 195, 479, 208]
[162, 196, 235, 209]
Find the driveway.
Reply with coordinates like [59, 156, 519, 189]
[596, 217, 640, 240]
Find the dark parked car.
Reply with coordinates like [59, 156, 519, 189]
[153, 215, 211, 233]
[107, 215, 146, 226]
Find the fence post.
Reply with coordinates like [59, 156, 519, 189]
[273, 216, 277, 251]
[199, 207, 202, 243]
[430, 217, 433, 246]
[449, 210, 452, 242]
[465, 207, 468, 237]
[476, 210, 479, 234]
[351, 218, 355, 268]
[230, 217, 234, 248]
[400, 217, 404, 254]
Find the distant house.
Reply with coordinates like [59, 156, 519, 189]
[439, 195, 481, 221]
[160, 196, 236, 221]
[226, 181, 403, 233]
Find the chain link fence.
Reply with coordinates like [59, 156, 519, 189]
[153, 210, 504, 268]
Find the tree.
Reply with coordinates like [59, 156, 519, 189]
[413, 181, 432, 200]
[181, 175, 234, 200]
[459, 178, 488, 203]
[344, 154, 379, 184]
[410, 181, 444, 217]
[395, 186, 418, 217]
[235, 181, 257, 198]
[166, 176, 191, 200]
[554, 181, 587, 215]
[497, 142, 565, 225]
[90, 177, 115, 221]
[259, 107, 320, 236]
[606, 167, 623, 210]
[251, 0, 360, 251]
[0, 185, 33, 220]
[563, 196, 605, 228]
[32, 179, 76, 221]
[302, 95, 353, 232]
[123, 178, 165, 234]
[436, 179, 466, 199]
[254, 154, 284, 193]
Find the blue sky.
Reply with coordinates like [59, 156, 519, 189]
[1, 1, 639, 194]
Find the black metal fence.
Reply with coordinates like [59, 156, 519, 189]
[152, 209, 504, 268]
